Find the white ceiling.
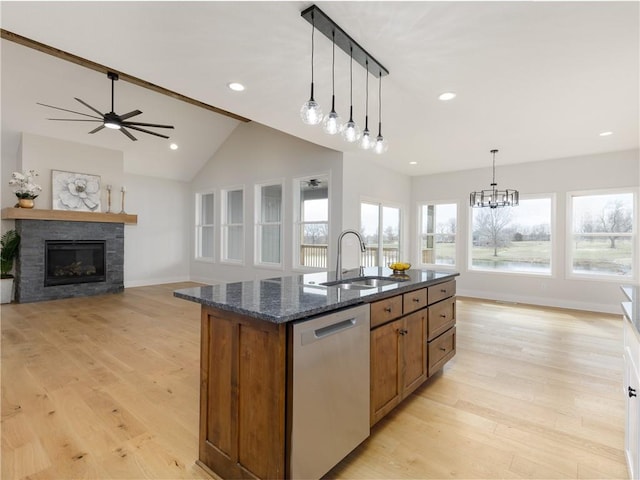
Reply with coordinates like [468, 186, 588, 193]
[1, 1, 638, 182]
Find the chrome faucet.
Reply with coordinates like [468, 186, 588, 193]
[336, 229, 367, 280]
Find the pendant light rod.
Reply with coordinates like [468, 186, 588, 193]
[301, 4, 389, 77]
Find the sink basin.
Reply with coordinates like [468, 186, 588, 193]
[321, 276, 404, 290]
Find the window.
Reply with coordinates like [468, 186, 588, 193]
[255, 182, 283, 266]
[470, 196, 553, 274]
[195, 192, 214, 261]
[360, 201, 401, 267]
[222, 187, 244, 263]
[569, 190, 635, 279]
[419, 202, 457, 267]
[295, 176, 329, 269]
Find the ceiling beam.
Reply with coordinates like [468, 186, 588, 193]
[1, 29, 251, 123]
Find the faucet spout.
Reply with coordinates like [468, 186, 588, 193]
[336, 229, 367, 280]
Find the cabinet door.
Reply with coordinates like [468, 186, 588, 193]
[370, 318, 403, 425]
[401, 310, 427, 397]
[625, 347, 639, 480]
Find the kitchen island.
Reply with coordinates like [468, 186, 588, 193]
[175, 267, 459, 479]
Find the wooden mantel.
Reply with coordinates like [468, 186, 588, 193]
[1, 208, 137, 225]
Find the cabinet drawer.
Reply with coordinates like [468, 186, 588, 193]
[427, 297, 456, 341]
[428, 327, 456, 376]
[371, 295, 403, 328]
[428, 280, 456, 305]
[403, 288, 427, 314]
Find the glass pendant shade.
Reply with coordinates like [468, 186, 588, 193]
[373, 133, 388, 154]
[323, 108, 343, 134]
[342, 47, 360, 143]
[360, 128, 374, 149]
[301, 13, 322, 125]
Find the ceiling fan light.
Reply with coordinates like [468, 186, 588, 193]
[104, 120, 121, 130]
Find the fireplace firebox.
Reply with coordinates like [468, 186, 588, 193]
[45, 240, 106, 287]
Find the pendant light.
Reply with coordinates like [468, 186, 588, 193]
[360, 59, 374, 150]
[342, 46, 361, 143]
[322, 30, 342, 135]
[469, 149, 519, 208]
[300, 11, 323, 125]
[373, 70, 388, 154]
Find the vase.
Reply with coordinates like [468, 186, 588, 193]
[17, 198, 34, 209]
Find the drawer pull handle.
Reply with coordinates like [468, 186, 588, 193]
[439, 347, 447, 352]
[440, 289, 447, 293]
[630, 386, 637, 398]
[384, 307, 392, 313]
[398, 329, 408, 336]
[440, 314, 447, 318]
[412, 298, 420, 303]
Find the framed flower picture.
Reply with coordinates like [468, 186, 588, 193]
[52, 170, 102, 212]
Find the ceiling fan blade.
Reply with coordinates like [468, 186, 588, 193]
[46, 118, 103, 122]
[122, 121, 174, 129]
[119, 109, 142, 120]
[120, 127, 138, 141]
[125, 125, 170, 139]
[37, 102, 102, 119]
[74, 97, 106, 117]
[89, 125, 105, 134]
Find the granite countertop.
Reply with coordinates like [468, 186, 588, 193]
[623, 285, 640, 335]
[174, 267, 459, 324]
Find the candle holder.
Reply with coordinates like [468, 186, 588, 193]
[119, 187, 126, 214]
[106, 185, 112, 213]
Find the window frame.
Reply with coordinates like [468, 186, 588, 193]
[360, 198, 403, 268]
[566, 187, 636, 282]
[254, 180, 284, 269]
[221, 185, 245, 265]
[293, 174, 330, 272]
[417, 200, 458, 270]
[468, 193, 555, 277]
[195, 190, 215, 262]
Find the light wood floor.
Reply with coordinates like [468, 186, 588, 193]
[1, 284, 627, 479]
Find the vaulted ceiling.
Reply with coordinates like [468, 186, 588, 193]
[2, 1, 638, 182]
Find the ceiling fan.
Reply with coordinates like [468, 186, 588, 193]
[37, 71, 174, 141]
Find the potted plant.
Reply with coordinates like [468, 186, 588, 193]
[1, 229, 20, 304]
[9, 169, 42, 208]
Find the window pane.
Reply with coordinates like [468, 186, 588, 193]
[226, 225, 243, 261]
[382, 206, 400, 265]
[571, 192, 634, 277]
[421, 203, 456, 266]
[227, 190, 243, 224]
[261, 185, 282, 223]
[201, 193, 214, 225]
[471, 198, 552, 274]
[361, 203, 380, 267]
[201, 226, 214, 258]
[260, 225, 281, 263]
[296, 176, 329, 269]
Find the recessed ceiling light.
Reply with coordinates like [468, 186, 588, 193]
[599, 131, 613, 137]
[438, 92, 456, 101]
[409, 161, 417, 165]
[170, 143, 179, 150]
[228, 82, 245, 92]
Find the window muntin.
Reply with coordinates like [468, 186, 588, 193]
[256, 183, 283, 266]
[569, 190, 634, 278]
[470, 196, 553, 275]
[295, 176, 329, 269]
[195, 192, 214, 261]
[222, 188, 244, 263]
[360, 201, 401, 267]
[419, 202, 457, 267]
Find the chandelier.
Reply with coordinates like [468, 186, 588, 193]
[469, 149, 519, 208]
[300, 5, 390, 154]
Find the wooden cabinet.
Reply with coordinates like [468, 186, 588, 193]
[370, 280, 456, 425]
[199, 306, 287, 479]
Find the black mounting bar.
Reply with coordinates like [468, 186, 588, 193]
[301, 4, 389, 77]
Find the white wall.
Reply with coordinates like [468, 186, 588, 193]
[341, 154, 412, 269]
[411, 149, 639, 313]
[3, 133, 189, 286]
[189, 121, 343, 284]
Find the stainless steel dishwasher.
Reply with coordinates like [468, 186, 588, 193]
[289, 304, 370, 479]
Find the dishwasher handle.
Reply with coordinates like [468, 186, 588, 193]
[300, 317, 361, 345]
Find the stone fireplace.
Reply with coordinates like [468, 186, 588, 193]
[15, 218, 125, 303]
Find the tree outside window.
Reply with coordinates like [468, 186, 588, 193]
[470, 197, 552, 274]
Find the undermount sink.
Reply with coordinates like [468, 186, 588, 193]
[321, 276, 405, 290]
